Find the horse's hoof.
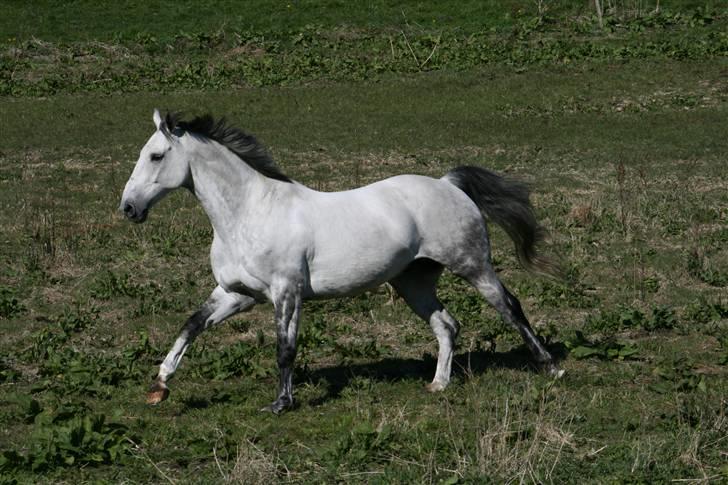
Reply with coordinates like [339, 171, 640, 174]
[146, 384, 170, 405]
[261, 396, 294, 414]
[426, 381, 447, 393]
[544, 363, 565, 379]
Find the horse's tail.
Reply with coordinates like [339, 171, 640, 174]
[444, 165, 561, 278]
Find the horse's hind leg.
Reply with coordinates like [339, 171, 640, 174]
[390, 259, 461, 392]
[461, 262, 561, 376]
[148, 286, 255, 404]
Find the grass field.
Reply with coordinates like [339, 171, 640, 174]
[1, 1, 727, 483]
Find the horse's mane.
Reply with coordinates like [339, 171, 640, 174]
[163, 112, 292, 183]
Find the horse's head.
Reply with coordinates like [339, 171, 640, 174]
[119, 110, 192, 223]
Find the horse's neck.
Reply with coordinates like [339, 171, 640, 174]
[188, 141, 276, 237]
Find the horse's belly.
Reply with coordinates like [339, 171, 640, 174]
[307, 246, 413, 298]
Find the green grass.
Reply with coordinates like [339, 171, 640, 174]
[2, 1, 725, 96]
[1, 0, 684, 42]
[2, 0, 724, 42]
[1, 0, 533, 41]
[1, 1, 727, 483]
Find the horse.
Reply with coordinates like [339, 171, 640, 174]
[120, 110, 563, 414]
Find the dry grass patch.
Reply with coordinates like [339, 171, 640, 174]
[219, 439, 284, 484]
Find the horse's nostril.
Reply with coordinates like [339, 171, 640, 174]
[123, 203, 136, 218]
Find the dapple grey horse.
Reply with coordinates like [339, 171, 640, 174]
[120, 110, 562, 413]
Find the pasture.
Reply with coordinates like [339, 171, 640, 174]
[1, 1, 726, 483]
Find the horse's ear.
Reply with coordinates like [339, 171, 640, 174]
[153, 109, 164, 130]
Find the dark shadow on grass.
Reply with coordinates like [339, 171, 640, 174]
[302, 342, 567, 407]
[177, 343, 567, 412]
[181, 397, 213, 410]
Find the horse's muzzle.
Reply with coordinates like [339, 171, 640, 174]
[121, 201, 148, 223]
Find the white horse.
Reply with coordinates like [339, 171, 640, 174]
[120, 110, 562, 413]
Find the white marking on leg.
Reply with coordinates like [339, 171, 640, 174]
[158, 335, 191, 382]
[428, 309, 459, 391]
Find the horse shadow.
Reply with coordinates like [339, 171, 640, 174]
[179, 343, 567, 411]
[300, 342, 568, 407]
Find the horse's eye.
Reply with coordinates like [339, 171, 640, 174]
[151, 153, 165, 162]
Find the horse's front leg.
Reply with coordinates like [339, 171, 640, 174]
[265, 283, 302, 414]
[147, 286, 255, 404]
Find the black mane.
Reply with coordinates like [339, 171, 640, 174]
[163, 112, 291, 183]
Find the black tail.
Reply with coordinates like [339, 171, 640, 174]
[445, 165, 561, 277]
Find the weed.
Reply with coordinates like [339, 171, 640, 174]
[335, 338, 383, 363]
[0, 409, 133, 472]
[515, 277, 597, 309]
[644, 305, 678, 331]
[89, 270, 150, 300]
[585, 306, 645, 334]
[585, 304, 678, 334]
[440, 283, 484, 321]
[89, 270, 195, 317]
[0, 285, 24, 319]
[686, 249, 727, 287]
[641, 275, 660, 294]
[298, 312, 342, 369]
[24, 304, 99, 360]
[37, 347, 137, 397]
[718, 337, 728, 366]
[565, 331, 639, 361]
[649, 357, 706, 395]
[22, 314, 149, 398]
[684, 296, 727, 326]
[6, 395, 44, 424]
[323, 420, 397, 470]
[189, 341, 272, 380]
[55, 302, 98, 334]
[299, 313, 335, 351]
[121, 329, 159, 363]
[228, 318, 249, 333]
[0, 358, 19, 384]
[26, 326, 69, 360]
